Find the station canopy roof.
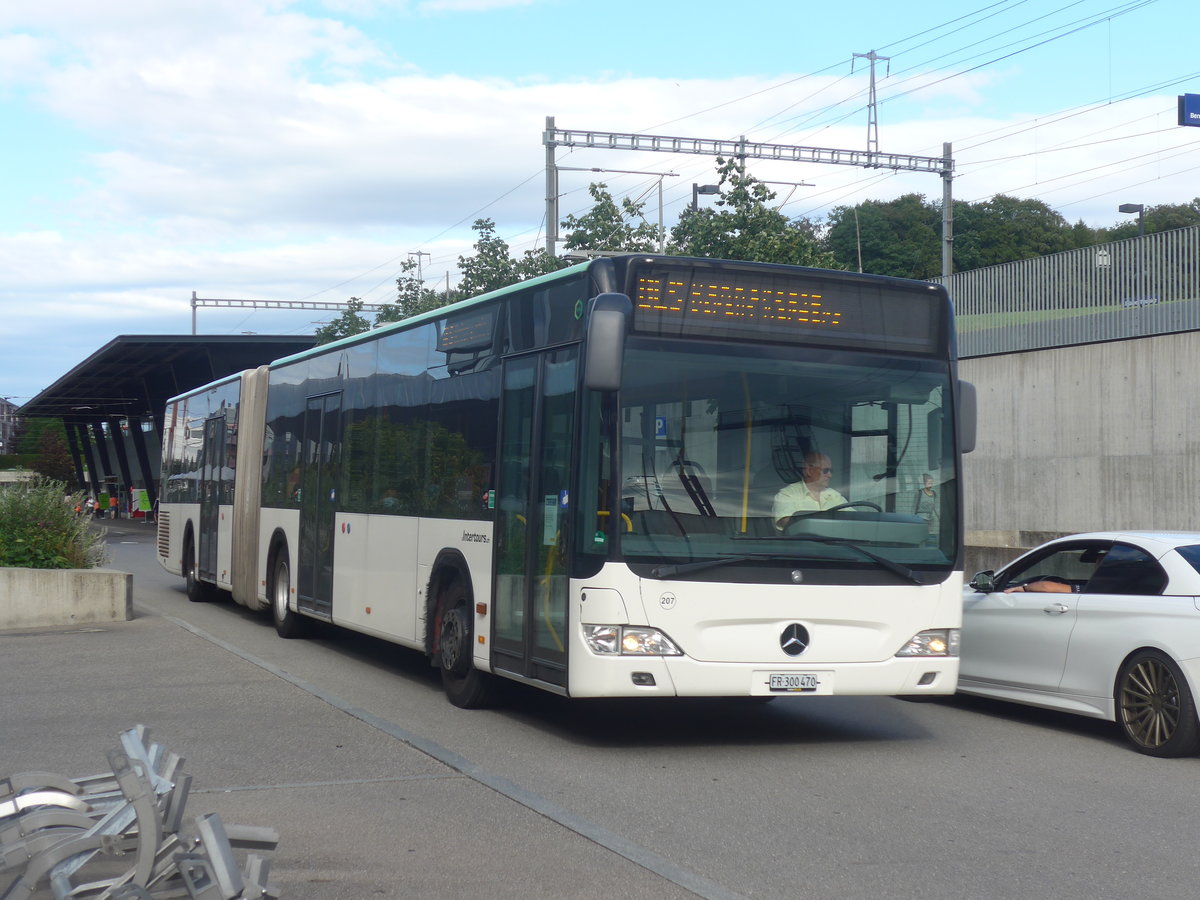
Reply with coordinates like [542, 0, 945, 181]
[21, 335, 316, 426]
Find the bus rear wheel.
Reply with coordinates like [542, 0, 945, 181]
[271, 549, 308, 639]
[183, 537, 212, 603]
[438, 576, 494, 709]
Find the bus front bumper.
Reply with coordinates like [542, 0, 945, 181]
[566, 654, 959, 698]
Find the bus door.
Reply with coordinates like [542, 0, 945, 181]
[298, 391, 342, 617]
[492, 348, 578, 688]
[197, 415, 225, 583]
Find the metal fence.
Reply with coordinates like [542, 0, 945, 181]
[935, 225, 1200, 358]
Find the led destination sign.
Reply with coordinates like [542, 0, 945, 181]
[637, 275, 841, 329]
[629, 262, 945, 354]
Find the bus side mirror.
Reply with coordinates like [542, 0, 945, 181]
[958, 380, 976, 454]
[583, 293, 632, 392]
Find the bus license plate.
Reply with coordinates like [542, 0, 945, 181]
[769, 672, 821, 693]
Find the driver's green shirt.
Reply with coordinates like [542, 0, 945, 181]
[772, 482, 849, 528]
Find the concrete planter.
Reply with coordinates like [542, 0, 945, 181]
[0, 567, 133, 630]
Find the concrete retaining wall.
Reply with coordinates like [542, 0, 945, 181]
[961, 330, 1200, 562]
[0, 568, 133, 629]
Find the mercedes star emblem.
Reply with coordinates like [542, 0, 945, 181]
[780, 623, 810, 657]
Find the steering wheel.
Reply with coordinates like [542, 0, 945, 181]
[788, 501, 882, 521]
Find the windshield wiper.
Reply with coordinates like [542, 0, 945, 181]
[648, 540, 926, 588]
[790, 535, 925, 585]
[650, 555, 761, 579]
[731, 533, 926, 585]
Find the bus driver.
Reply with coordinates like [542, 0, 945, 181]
[773, 452, 848, 531]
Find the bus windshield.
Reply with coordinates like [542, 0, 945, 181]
[610, 337, 958, 580]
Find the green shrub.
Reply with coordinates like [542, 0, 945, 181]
[0, 478, 109, 569]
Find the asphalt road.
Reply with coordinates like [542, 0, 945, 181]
[11, 523, 1200, 899]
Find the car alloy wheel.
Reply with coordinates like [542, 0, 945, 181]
[1117, 651, 1200, 757]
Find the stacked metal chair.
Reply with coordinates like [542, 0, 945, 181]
[1, 726, 279, 899]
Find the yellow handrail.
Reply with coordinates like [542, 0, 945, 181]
[596, 510, 633, 532]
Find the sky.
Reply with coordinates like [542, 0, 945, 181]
[1, 0, 1198, 408]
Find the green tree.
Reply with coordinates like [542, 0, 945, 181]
[36, 423, 75, 483]
[456, 219, 518, 298]
[375, 258, 450, 325]
[314, 297, 372, 345]
[10, 418, 75, 483]
[451, 219, 571, 299]
[560, 183, 661, 253]
[953, 194, 1080, 271]
[668, 157, 837, 267]
[1099, 198, 1200, 241]
[825, 194, 942, 278]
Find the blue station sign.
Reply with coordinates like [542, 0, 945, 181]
[1179, 94, 1200, 128]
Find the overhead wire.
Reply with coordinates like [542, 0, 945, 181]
[294, 0, 1179, 306]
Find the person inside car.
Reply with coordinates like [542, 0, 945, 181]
[1005, 580, 1075, 593]
[1005, 548, 1107, 593]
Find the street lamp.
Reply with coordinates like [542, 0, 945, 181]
[691, 183, 719, 211]
[759, 179, 815, 209]
[1118, 203, 1145, 237]
[1119, 203, 1148, 305]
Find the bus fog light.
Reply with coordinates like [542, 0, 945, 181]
[896, 629, 959, 657]
[583, 625, 683, 656]
[583, 625, 620, 654]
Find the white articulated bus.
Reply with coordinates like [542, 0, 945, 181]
[158, 255, 975, 707]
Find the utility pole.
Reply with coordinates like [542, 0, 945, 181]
[545, 116, 560, 254]
[853, 50, 891, 154]
[408, 251, 431, 284]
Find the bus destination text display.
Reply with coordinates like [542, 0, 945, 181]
[629, 264, 945, 354]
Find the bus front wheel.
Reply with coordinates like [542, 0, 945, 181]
[271, 549, 308, 639]
[438, 576, 494, 709]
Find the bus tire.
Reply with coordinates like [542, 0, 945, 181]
[270, 546, 308, 639]
[183, 535, 212, 603]
[437, 575, 495, 709]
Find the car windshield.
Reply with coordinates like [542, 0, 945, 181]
[604, 338, 959, 579]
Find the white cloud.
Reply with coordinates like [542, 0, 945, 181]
[417, 0, 536, 10]
[2, 0, 1197, 403]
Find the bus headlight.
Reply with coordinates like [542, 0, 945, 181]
[895, 629, 960, 657]
[583, 625, 683, 656]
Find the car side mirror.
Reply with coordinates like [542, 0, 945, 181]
[968, 570, 995, 593]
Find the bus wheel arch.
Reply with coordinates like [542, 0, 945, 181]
[427, 552, 495, 709]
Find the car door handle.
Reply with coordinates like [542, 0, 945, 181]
[1043, 603, 1070, 615]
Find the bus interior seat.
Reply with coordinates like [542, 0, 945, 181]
[749, 465, 787, 518]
